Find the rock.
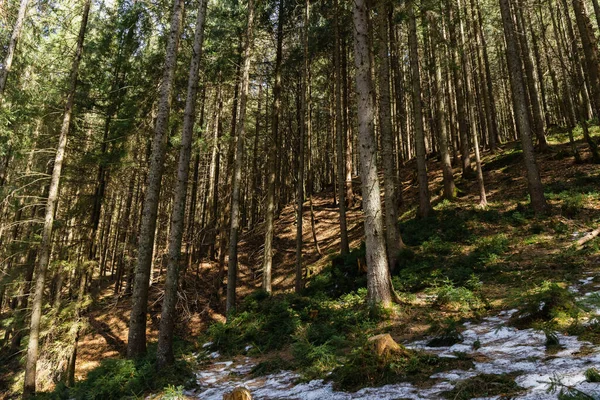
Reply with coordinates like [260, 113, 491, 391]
[223, 386, 252, 400]
[368, 333, 405, 358]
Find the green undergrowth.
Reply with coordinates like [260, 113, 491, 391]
[205, 284, 392, 382]
[33, 342, 196, 400]
[441, 372, 524, 400]
[509, 281, 581, 330]
[329, 340, 473, 392]
[207, 287, 379, 357]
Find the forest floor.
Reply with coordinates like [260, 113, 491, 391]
[5, 128, 600, 399]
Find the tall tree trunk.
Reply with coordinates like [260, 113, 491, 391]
[295, 0, 309, 294]
[433, 16, 456, 200]
[446, 0, 473, 178]
[353, 0, 393, 306]
[127, 0, 183, 359]
[499, 0, 548, 214]
[460, 0, 487, 206]
[377, 0, 404, 269]
[334, 0, 350, 256]
[262, 0, 284, 294]
[157, 0, 207, 369]
[226, 0, 255, 314]
[249, 85, 262, 229]
[0, 0, 29, 96]
[23, 0, 91, 396]
[514, 0, 549, 150]
[342, 37, 355, 206]
[571, 0, 600, 116]
[208, 84, 223, 260]
[408, 2, 432, 218]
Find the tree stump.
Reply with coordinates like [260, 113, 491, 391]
[223, 387, 252, 400]
[368, 333, 406, 358]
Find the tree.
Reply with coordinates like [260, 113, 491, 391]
[498, 0, 547, 214]
[334, 0, 350, 256]
[157, 0, 208, 369]
[377, 0, 404, 269]
[262, 0, 284, 293]
[226, 0, 255, 314]
[353, 0, 392, 306]
[408, 1, 432, 218]
[22, 0, 91, 396]
[127, 0, 184, 359]
[0, 0, 30, 97]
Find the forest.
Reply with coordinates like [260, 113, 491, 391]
[0, 0, 600, 397]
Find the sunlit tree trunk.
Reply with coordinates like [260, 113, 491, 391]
[23, 0, 91, 396]
[127, 0, 183, 359]
[0, 0, 29, 96]
[353, 0, 392, 306]
[157, 0, 207, 368]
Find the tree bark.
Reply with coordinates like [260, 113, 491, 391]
[499, 0, 548, 214]
[353, 0, 393, 306]
[157, 0, 207, 369]
[335, 0, 350, 256]
[0, 0, 29, 96]
[23, 0, 91, 396]
[408, 2, 432, 218]
[262, 0, 284, 294]
[127, 0, 183, 359]
[571, 0, 600, 116]
[377, 0, 404, 269]
[226, 0, 255, 315]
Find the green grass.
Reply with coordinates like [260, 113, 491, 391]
[441, 373, 524, 399]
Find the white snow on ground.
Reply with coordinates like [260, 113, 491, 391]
[188, 290, 600, 399]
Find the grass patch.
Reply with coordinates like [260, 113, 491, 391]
[329, 339, 473, 392]
[441, 373, 524, 399]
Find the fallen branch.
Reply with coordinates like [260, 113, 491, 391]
[576, 227, 600, 248]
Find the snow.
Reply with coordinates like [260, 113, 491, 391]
[188, 289, 600, 399]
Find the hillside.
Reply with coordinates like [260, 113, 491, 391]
[3, 130, 597, 399]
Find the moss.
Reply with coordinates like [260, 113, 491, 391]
[441, 373, 524, 399]
[329, 338, 473, 392]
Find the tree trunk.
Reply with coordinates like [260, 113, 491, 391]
[571, 0, 600, 116]
[23, 0, 91, 396]
[446, 0, 473, 178]
[226, 0, 255, 315]
[127, 0, 183, 359]
[262, 0, 284, 294]
[377, 0, 404, 269]
[408, 2, 432, 218]
[499, 0, 548, 214]
[353, 0, 393, 306]
[335, 0, 350, 256]
[157, 0, 207, 369]
[514, 0, 549, 150]
[432, 16, 456, 200]
[0, 0, 29, 96]
[295, 0, 309, 294]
